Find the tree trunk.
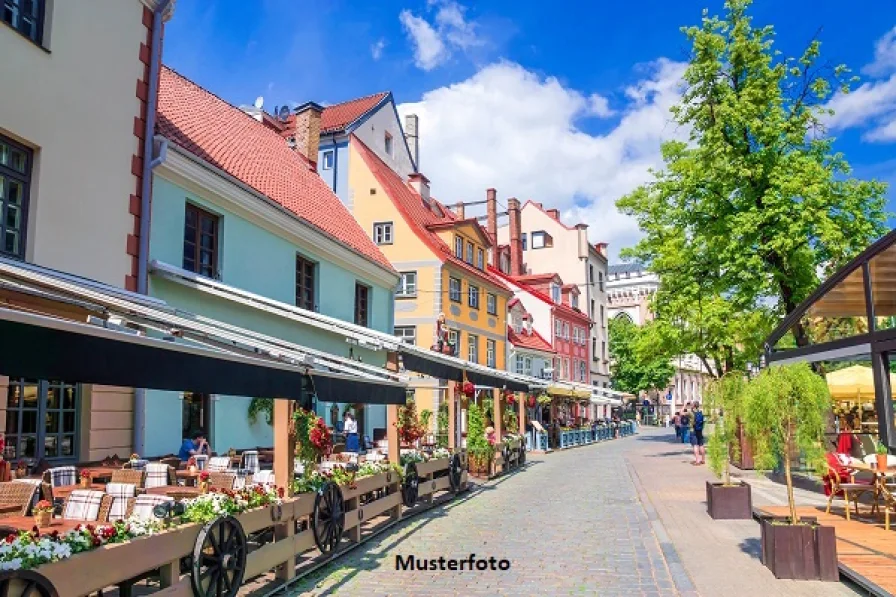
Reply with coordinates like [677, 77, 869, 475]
[784, 424, 798, 524]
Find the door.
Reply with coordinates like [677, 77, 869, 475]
[182, 392, 210, 440]
[5, 378, 80, 464]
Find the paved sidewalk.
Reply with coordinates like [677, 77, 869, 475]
[626, 427, 860, 597]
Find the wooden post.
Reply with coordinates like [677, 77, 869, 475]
[387, 404, 400, 466]
[493, 388, 502, 474]
[273, 398, 295, 583]
[518, 391, 525, 435]
[447, 381, 457, 450]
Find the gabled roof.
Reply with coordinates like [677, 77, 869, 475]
[490, 266, 591, 323]
[321, 92, 389, 134]
[608, 262, 646, 275]
[508, 325, 555, 354]
[521, 200, 579, 231]
[157, 67, 394, 271]
[514, 272, 562, 285]
[352, 135, 509, 292]
[427, 219, 493, 248]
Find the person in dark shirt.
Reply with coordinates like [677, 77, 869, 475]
[178, 431, 209, 460]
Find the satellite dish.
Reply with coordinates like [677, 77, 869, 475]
[254, 96, 264, 109]
[278, 105, 290, 121]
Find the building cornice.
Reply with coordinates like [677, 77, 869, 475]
[139, 0, 176, 21]
[157, 147, 399, 289]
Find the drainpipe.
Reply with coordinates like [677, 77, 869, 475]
[134, 0, 172, 457]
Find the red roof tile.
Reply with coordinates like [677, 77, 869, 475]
[321, 92, 389, 133]
[489, 266, 591, 323]
[508, 325, 555, 353]
[351, 136, 510, 292]
[157, 67, 394, 272]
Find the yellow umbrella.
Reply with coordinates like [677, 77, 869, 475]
[825, 365, 896, 401]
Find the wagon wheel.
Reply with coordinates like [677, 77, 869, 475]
[402, 462, 419, 507]
[190, 516, 247, 597]
[0, 571, 58, 597]
[448, 453, 463, 492]
[502, 444, 510, 469]
[312, 481, 345, 555]
[519, 442, 526, 465]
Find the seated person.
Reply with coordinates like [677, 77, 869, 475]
[178, 431, 209, 460]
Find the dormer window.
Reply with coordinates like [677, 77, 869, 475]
[454, 236, 463, 259]
[531, 231, 552, 249]
[551, 284, 560, 303]
[466, 242, 474, 264]
[477, 248, 484, 270]
[571, 294, 579, 309]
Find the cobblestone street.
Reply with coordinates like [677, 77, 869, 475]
[286, 428, 867, 597]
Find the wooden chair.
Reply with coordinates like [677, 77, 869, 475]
[879, 484, 896, 531]
[824, 463, 875, 521]
[0, 481, 39, 517]
[159, 456, 181, 470]
[61, 490, 112, 522]
[208, 472, 236, 491]
[110, 469, 146, 488]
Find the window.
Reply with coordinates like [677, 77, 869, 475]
[394, 326, 417, 344]
[590, 299, 595, 319]
[525, 356, 532, 375]
[468, 334, 479, 363]
[593, 337, 598, 361]
[499, 252, 510, 273]
[515, 355, 524, 375]
[579, 361, 587, 382]
[454, 236, 463, 259]
[354, 283, 369, 327]
[589, 264, 594, 284]
[468, 284, 479, 309]
[466, 241, 474, 264]
[397, 271, 417, 297]
[563, 358, 570, 380]
[449, 277, 462, 302]
[384, 132, 393, 156]
[487, 293, 497, 315]
[599, 272, 604, 292]
[5, 378, 79, 462]
[183, 204, 219, 278]
[600, 305, 605, 326]
[182, 392, 210, 439]
[448, 329, 459, 348]
[551, 284, 560, 303]
[563, 322, 570, 339]
[521, 233, 528, 251]
[554, 319, 562, 340]
[295, 254, 316, 311]
[531, 231, 550, 249]
[2, 0, 44, 45]
[373, 222, 393, 245]
[486, 339, 496, 368]
[571, 294, 579, 309]
[477, 248, 484, 270]
[322, 150, 334, 170]
[602, 341, 607, 361]
[0, 135, 31, 258]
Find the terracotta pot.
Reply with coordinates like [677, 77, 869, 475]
[877, 453, 888, 471]
[189, 465, 197, 474]
[34, 511, 51, 528]
[80, 478, 90, 488]
[199, 481, 209, 494]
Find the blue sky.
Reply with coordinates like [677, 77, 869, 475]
[163, 0, 896, 259]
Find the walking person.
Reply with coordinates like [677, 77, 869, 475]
[672, 411, 681, 440]
[690, 402, 706, 465]
[343, 411, 360, 452]
[679, 408, 690, 445]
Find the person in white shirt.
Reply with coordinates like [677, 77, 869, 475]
[344, 411, 359, 452]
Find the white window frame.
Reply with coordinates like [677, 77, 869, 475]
[477, 248, 484, 270]
[515, 355, 524, 375]
[468, 284, 479, 309]
[468, 334, 479, 363]
[551, 284, 560, 303]
[563, 322, 570, 339]
[449, 329, 459, 347]
[524, 356, 532, 375]
[394, 325, 416, 344]
[487, 293, 497, 315]
[321, 150, 334, 170]
[466, 241, 474, 264]
[521, 233, 528, 251]
[554, 319, 562, 340]
[454, 236, 463, 259]
[571, 293, 579, 309]
[486, 339, 496, 368]
[397, 271, 417, 297]
[449, 277, 462, 302]
[373, 222, 393, 245]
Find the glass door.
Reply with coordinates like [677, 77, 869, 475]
[182, 392, 210, 439]
[5, 378, 80, 464]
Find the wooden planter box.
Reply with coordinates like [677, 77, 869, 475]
[417, 457, 450, 477]
[759, 516, 838, 581]
[731, 421, 755, 470]
[706, 481, 752, 520]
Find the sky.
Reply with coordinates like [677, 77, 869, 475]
[163, 0, 896, 262]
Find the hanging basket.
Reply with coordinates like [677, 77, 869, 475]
[462, 381, 475, 398]
[527, 395, 536, 408]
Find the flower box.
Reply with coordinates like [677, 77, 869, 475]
[706, 481, 752, 520]
[759, 516, 838, 581]
[416, 457, 450, 477]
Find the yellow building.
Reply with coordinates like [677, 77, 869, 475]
[347, 137, 511, 415]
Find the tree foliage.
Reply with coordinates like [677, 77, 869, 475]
[608, 317, 676, 396]
[743, 364, 831, 523]
[617, 0, 889, 369]
[704, 373, 747, 483]
[466, 403, 491, 468]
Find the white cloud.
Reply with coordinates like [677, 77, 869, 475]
[399, 10, 447, 70]
[825, 27, 896, 143]
[397, 59, 687, 259]
[588, 93, 614, 117]
[399, 1, 481, 71]
[371, 38, 386, 61]
[863, 26, 896, 77]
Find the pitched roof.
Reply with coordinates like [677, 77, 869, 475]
[320, 92, 389, 134]
[508, 325, 555, 353]
[608, 262, 646, 275]
[490, 266, 591, 323]
[351, 135, 510, 292]
[521, 200, 579, 231]
[157, 67, 394, 272]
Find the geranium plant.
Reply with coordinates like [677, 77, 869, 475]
[293, 408, 332, 465]
[34, 500, 53, 514]
[79, 470, 91, 480]
[462, 381, 475, 398]
[395, 399, 425, 446]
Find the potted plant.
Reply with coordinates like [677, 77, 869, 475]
[704, 374, 752, 519]
[744, 363, 837, 581]
[33, 500, 53, 528]
[876, 441, 889, 471]
[14, 459, 26, 480]
[527, 394, 536, 409]
[466, 403, 492, 476]
[79, 469, 92, 488]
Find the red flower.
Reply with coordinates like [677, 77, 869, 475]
[277, 487, 285, 498]
[4, 534, 14, 544]
[92, 537, 101, 546]
[80, 469, 92, 479]
[462, 381, 475, 398]
[86, 524, 95, 532]
[199, 471, 210, 482]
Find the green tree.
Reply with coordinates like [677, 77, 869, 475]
[617, 0, 889, 360]
[704, 373, 747, 484]
[743, 364, 831, 524]
[608, 317, 676, 396]
[466, 403, 491, 470]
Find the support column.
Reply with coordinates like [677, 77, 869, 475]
[518, 391, 525, 435]
[447, 381, 457, 450]
[273, 397, 295, 582]
[492, 388, 503, 438]
[387, 404, 400, 465]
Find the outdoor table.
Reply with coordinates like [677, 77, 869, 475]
[0, 517, 84, 533]
[84, 467, 120, 481]
[847, 460, 896, 515]
[145, 485, 201, 499]
[0, 504, 22, 515]
[53, 484, 106, 499]
[175, 470, 200, 486]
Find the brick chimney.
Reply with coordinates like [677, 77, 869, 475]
[576, 223, 589, 259]
[486, 188, 497, 265]
[409, 172, 430, 202]
[292, 101, 323, 163]
[508, 197, 523, 276]
[546, 208, 560, 221]
[454, 202, 465, 219]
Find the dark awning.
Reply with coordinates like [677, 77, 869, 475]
[400, 351, 529, 392]
[0, 309, 407, 405]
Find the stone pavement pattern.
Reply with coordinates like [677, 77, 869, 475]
[286, 429, 861, 597]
